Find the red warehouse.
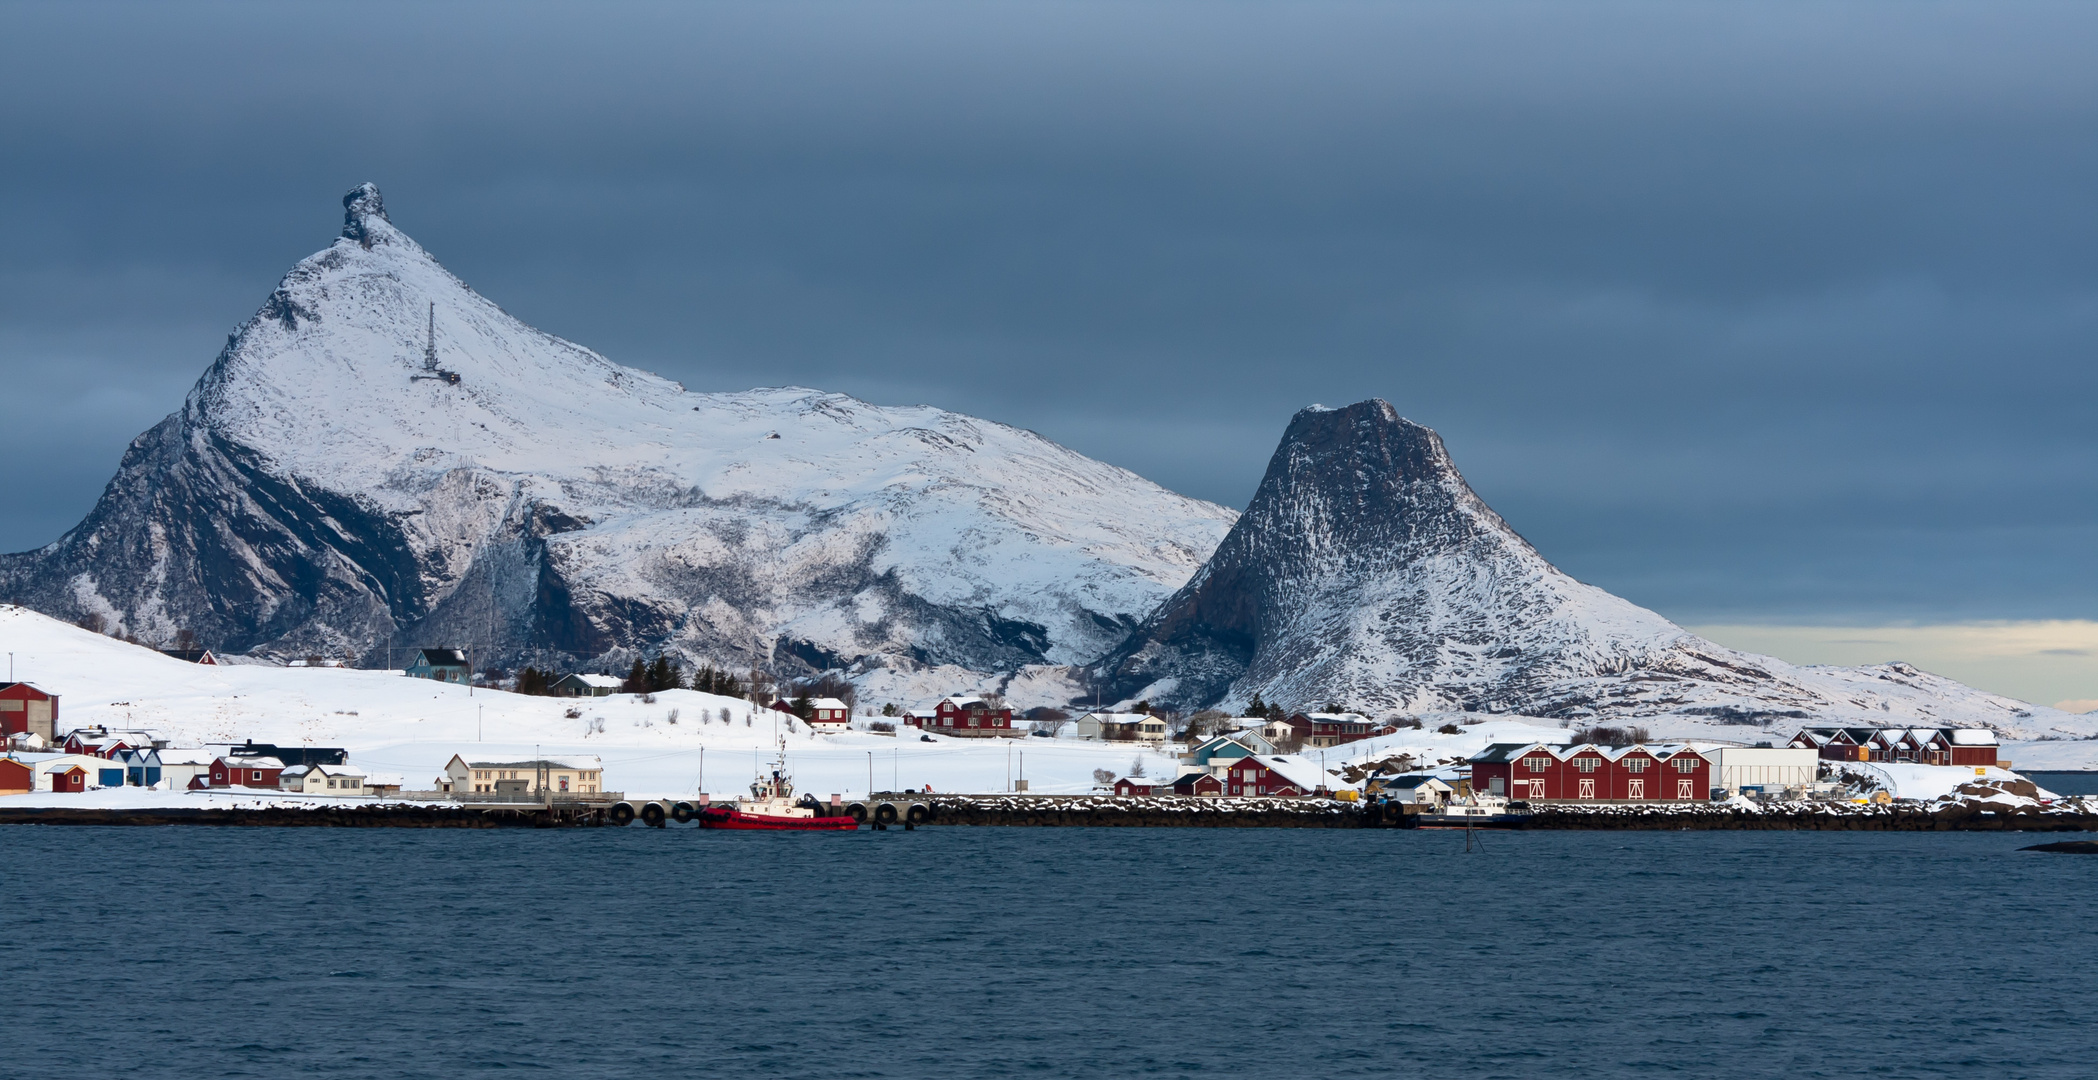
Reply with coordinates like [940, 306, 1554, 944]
[0, 682, 59, 742]
[1471, 743, 1713, 802]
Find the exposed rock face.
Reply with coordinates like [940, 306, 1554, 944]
[1095, 401, 2064, 733]
[0, 185, 1236, 679]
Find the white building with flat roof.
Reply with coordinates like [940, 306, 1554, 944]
[1703, 746, 1820, 793]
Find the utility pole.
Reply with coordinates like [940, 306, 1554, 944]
[868, 751, 875, 798]
[478, 705, 483, 742]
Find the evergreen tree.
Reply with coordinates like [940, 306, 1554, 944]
[621, 659, 647, 694]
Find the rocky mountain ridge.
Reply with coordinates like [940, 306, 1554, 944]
[0, 185, 1237, 684]
[1094, 400, 2091, 739]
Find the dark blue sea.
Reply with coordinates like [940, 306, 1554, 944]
[3, 825, 2090, 1079]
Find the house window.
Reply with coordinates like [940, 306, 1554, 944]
[1523, 756, 1552, 772]
[1673, 758, 1699, 772]
[1573, 758, 1600, 772]
[1624, 759, 1648, 772]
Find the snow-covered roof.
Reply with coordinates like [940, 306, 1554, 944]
[283, 763, 365, 778]
[217, 756, 286, 770]
[1948, 728, 1997, 745]
[156, 748, 218, 766]
[806, 697, 850, 710]
[566, 674, 623, 689]
[1255, 756, 1352, 792]
[465, 756, 602, 772]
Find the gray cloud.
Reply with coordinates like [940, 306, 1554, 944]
[0, 0, 2091, 622]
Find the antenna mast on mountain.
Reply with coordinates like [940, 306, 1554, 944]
[423, 302, 437, 371]
[409, 301, 462, 386]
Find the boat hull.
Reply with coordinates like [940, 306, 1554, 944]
[697, 807, 859, 831]
[1416, 814, 1527, 829]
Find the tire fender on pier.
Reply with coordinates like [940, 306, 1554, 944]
[609, 802, 636, 826]
[671, 801, 695, 824]
[846, 803, 868, 823]
[905, 803, 929, 825]
[640, 802, 668, 828]
[874, 803, 899, 825]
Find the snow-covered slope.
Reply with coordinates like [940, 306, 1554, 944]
[0, 185, 1234, 679]
[0, 605, 1185, 799]
[1095, 400, 2098, 742]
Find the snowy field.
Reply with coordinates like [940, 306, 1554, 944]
[5, 605, 2081, 809]
[0, 607, 1186, 804]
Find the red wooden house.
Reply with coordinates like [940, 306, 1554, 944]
[1171, 756, 1321, 798]
[917, 696, 1016, 738]
[1472, 743, 1712, 802]
[1285, 713, 1377, 748]
[1787, 728, 1877, 762]
[49, 765, 88, 793]
[209, 756, 287, 788]
[0, 757, 31, 794]
[1942, 729, 2000, 767]
[1112, 775, 1166, 796]
[0, 682, 59, 742]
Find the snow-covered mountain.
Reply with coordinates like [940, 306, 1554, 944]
[0, 184, 1235, 681]
[1094, 400, 2095, 740]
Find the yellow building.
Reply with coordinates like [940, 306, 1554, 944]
[444, 754, 604, 796]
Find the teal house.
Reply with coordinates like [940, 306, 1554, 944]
[406, 648, 471, 683]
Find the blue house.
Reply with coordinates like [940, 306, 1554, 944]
[114, 747, 162, 786]
[1187, 733, 1274, 769]
[406, 648, 471, 683]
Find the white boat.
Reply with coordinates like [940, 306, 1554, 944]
[1418, 792, 1527, 828]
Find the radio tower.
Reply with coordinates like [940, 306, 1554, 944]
[422, 302, 437, 372]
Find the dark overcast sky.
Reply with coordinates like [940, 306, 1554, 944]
[1, 0, 2091, 627]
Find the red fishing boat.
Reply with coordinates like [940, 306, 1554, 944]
[697, 739, 859, 831]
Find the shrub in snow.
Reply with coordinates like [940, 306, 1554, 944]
[667, 709, 679, 725]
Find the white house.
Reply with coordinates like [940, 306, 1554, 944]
[1073, 711, 1170, 745]
[155, 748, 218, 791]
[1374, 774, 1454, 808]
[280, 762, 369, 796]
[11, 753, 117, 791]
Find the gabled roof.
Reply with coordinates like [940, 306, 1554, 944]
[283, 762, 366, 779]
[806, 697, 851, 711]
[0, 681, 55, 696]
[1947, 728, 1998, 746]
[554, 673, 623, 689]
[461, 756, 603, 772]
[413, 648, 470, 666]
[216, 756, 286, 771]
[1252, 756, 1349, 792]
[1472, 742, 1559, 764]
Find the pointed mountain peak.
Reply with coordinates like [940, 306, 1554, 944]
[340, 182, 400, 249]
